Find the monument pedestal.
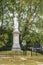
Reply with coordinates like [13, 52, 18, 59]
[12, 31, 21, 50]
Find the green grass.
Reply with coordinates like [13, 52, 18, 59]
[0, 51, 43, 65]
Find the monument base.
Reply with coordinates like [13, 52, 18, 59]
[12, 31, 21, 51]
[12, 48, 21, 51]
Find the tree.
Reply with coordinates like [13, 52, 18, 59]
[19, 0, 43, 46]
[0, 0, 13, 48]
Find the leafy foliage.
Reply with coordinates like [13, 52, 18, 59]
[0, 0, 43, 49]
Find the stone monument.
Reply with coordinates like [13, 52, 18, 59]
[12, 12, 21, 50]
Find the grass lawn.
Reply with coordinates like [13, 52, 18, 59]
[0, 51, 43, 65]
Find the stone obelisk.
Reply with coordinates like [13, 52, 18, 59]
[12, 13, 21, 50]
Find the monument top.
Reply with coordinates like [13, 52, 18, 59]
[14, 12, 18, 17]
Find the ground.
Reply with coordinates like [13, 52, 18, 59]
[0, 51, 43, 65]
